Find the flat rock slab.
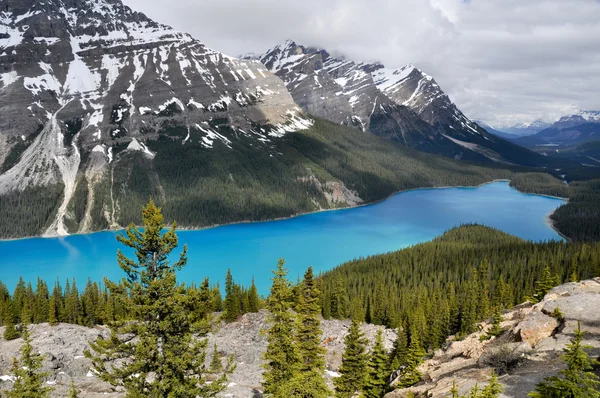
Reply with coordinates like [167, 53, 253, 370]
[542, 293, 600, 325]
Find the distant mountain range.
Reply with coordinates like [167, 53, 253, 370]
[0, 0, 571, 238]
[248, 40, 551, 166]
[479, 111, 600, 149]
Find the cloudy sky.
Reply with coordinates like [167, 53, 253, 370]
[124, 0, 600, 126]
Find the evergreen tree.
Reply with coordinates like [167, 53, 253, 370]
[450, 381, 460, 398]
[389, 324, 408, 371]
[482, 371, 503, 398]
[395, 329, 426, 388]
[528, 321, 600, 397]
[3, 301, 19, 340]
[34, 278, 49, 324]
[248, 277, 260, 313]
[363, 329, 389, 398]
[531, 265, 559, 303]
[262, 258, 300, 397]
[7, 326, 52, 398]
[286, 266, 330, 397]
[334, 319, 368, 398]
[224, 268, 240, 322]
[69, 378, 79, 398]
[481, 308, 503, 341]
[211, 283, 223, 312]
[210, 343, 223, 374]
[86, 199, 231, 397]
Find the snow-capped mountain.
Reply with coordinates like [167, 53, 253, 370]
[0, 0, 311, 235]
[492, 120, 551, 137]
[553, 110, 600, 129]
[257, 40, 548, 165]
[514, 111, 600, 149]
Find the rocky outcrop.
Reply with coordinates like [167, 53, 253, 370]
[0, 312, 395, 397]
[2, 279, 598, 397]
[514, 312, 559, 348]
[386, 278, 600, 398]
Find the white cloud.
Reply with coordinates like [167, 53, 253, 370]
[123, 0, 600, 126]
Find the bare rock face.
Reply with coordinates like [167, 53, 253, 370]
[386, 278, 600, 398]
[514, 312, 559, 348]
[0, 0, 315, 238]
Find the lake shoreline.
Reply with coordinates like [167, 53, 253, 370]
[0, 179, 568, 242]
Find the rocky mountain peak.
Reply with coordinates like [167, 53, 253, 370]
[256, 40, 545, 165]
[0, 0, 311, 236]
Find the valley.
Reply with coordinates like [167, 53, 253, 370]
[1, 0, 600, 397]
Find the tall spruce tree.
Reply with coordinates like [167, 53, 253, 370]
[248, 276, 260, 313]
[3, 301, 19, 341]
[262, 258, 300, 397]
[395, 328, 426, 388]
[528, 321, 600, 397]
[224, 268, 240, 322]
[7, 326, 52, 398]
[334, 319, 368, 398]
[283, 267, 331, 397]
[85, 199, 231, 397]
[363, 329, 389, 398]
[389, 324, 408, 371]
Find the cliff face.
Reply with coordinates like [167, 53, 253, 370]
[1, 278, 599, 397]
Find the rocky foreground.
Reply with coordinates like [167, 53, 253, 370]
[1, 278, 599, 397]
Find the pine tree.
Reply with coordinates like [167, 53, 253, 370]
[363, 329, 389, 398]
[86, 199, 231, 397]
[68, 378, 79, 398]
[389, 324, 408, 371]
[262, 258, 300, 397]
[450, 380, 460, 398]
[531, 265, 559, 303]
[224, 268, 240, 322]
[395, 328, 426, 388]
[286, 266, 330, 397]
[528, 321, 600, 397]
[248, 277, 260, 313]
[481, 371, 503, 398]
[34, 278, 49, 324]
[334, 319, 368, 398]
[210, 343, 223, 374]
[481, 308, 503, 341]
[3, 301, 19, 340]
[7, 326, 52, 398]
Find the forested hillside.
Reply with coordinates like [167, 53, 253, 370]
[320, 225, 600, 350]
[0, 119, 516, 239]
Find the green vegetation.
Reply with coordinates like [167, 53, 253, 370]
[334, 319, 368, 397]
[7, 326, 53, 398]
[0, 184, 64, 238]
[262, 259, 301, 396]
[552, 179, 600, 241]
[447, 372, 503, 398]
[320, 224, 600, 346]
[85, 199, 233, 396]
[528, 321, 600, 398]
[363, 330, 390, 398]
[2, 118, 600, 241]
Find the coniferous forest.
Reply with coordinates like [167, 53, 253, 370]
[1, 199, 599, 397]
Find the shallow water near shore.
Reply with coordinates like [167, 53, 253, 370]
[0, 181, 566, 295]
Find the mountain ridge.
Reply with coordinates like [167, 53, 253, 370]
[256, 40, 558, 166]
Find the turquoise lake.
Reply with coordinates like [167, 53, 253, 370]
[0, 181, 566, 295]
